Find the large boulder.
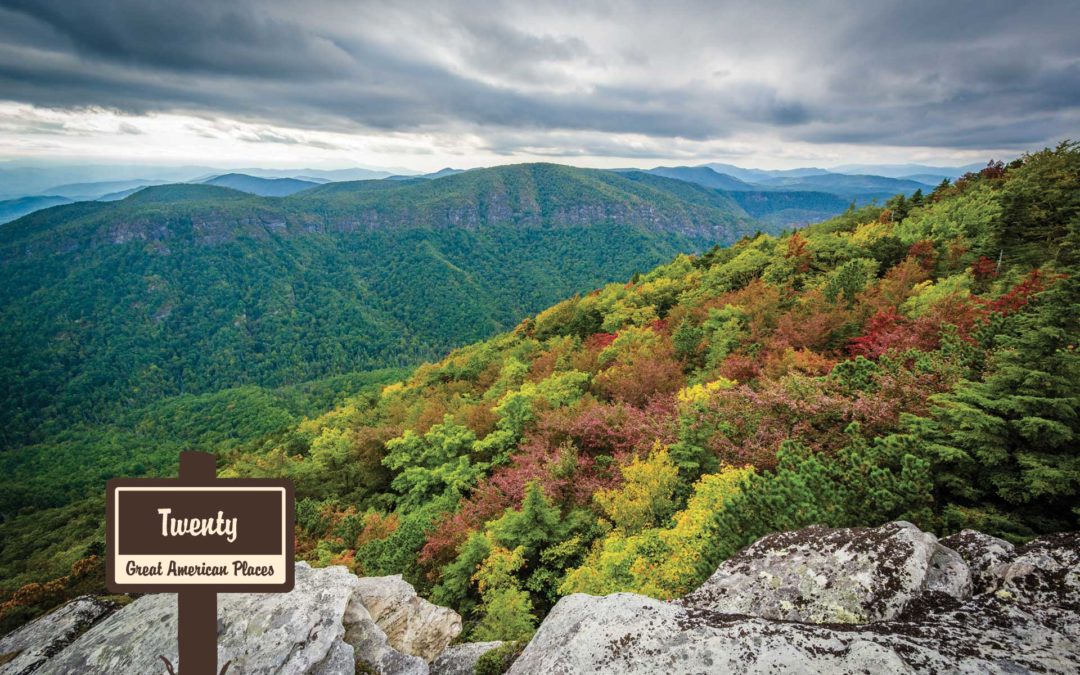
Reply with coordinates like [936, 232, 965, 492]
[995, 532, 1079, 609]
[993, 531, 1080, 639]
[343, 598, 427, 675]
[353, 575, 462, 661]
[683, 522, 971, 623]
[509, 523, 1079, 674]
[14, 562, 440, 675]
[940, 529, 1016, 594]
[35, 562, 360, 674]
[508, 591, 1080, 674]
[431, 642, 504, 675]
[0, 596, 117, 675]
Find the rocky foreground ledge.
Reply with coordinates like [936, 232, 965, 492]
[2, 522, 1077, 674]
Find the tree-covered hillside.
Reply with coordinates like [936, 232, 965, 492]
[0, 164, 760, 446]
[1, 145, 1076, 640]
[206, 143, 1073, 640]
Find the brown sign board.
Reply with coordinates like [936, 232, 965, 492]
[106, 477, 295, 593]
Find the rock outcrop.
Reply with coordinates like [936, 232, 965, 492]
[35, 562, 360, 674]
[993, 532, 1080, 640]
[354, 575, 462, 661]
[684, 521, 971, 623]
[6, 524, 1077, 674]
[939, 528, 1017, 593]
[510, 524, 1080, 674]
[342, 599, 427, 675]
[0, 596, 117, 675]
[4, 562, 461, 674]
[431, 642, 504, 675]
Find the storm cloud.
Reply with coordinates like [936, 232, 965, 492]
[0, 0, 1076, 163]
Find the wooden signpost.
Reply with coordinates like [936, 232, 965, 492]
[107, 451, 295, 674]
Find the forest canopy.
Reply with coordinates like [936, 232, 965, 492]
[1, 144, 1077, 640]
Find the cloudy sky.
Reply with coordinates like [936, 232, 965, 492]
[0, 0, 1077, 170]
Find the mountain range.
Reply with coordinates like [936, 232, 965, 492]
[0, 163, 763, 446]
[0, 159, 988, 225]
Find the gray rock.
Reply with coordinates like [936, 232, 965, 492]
[0, 596, 117, 675]
[940, 529, 1016, 594]
[995, 532, 1079, 608]
[509, 524, 1080, 674]
[431, 642, 504, 675]
[683, 521, 971, 623]
[993, 531, 1080, 639]
[311, 640, 355, 675]
[36, 562, 361, 674]
[508, 591, 1080, 675]
[15, 526, 1076, 675]
[343, 596, 428, 675]
[7, 563, 447, 675]
[354, 575, 462, 662]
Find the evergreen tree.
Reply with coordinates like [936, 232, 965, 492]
[672, 317, 705, 369]
[705, 428, 934, 576]
[900, 274, 1080, 536]
[995, 141, 1079, 268]
[489, 483, 567, 567]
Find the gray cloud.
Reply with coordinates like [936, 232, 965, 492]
[0, 0, 1076, 156]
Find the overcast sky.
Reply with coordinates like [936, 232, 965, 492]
[0, 0, 1077, 170]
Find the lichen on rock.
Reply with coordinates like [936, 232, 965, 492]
[683, 521, 971, 623]
[509, 524, 1079, 674]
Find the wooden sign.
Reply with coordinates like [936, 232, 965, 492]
[106, 451, 295, 674]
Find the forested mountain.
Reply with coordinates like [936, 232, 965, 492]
[726, 189, 853, 227]
[0, 163, 760, 446]
[2, 143, 1074, 639]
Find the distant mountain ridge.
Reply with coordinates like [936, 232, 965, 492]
[752, 172, 933, 195]
[0, 164, 406, 201]
[627, 163, 942, 227]
[0, 160, 987, 226]
[701, 163, 832, 182]
[387, 167, 465, 181]
[0, 195, 74, 225]
[830, 161, 988, 178]
[641, 166, 755, 191]
[38, 179, 170, 200]
[201, 173, 321, 197]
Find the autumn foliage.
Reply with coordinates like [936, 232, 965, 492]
[216, 143, 1079, 641]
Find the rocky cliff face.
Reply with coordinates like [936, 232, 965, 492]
[2, 523, 1077, 674]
